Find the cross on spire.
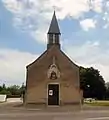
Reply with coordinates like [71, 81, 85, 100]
[53, 5, 56, 11]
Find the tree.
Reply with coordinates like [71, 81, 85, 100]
[105, 82, 109, 99]
[105, 82, 109, 89]
[0, 89, 11, 95]
[7, 85, 21, 95]
[0, 86, 3, 91]
[20, 83, 26, 102]
[0, 83, 25, 97]
[2, 83, 6, 89]
[80, 67, 106, 100]
[0, 83, 11, 95]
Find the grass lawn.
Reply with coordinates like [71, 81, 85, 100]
[85, 100, 109, 106]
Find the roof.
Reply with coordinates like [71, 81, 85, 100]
[26, 50, 47, 68]
[48, 11, 61, 34]
[26, 45, 79, 69]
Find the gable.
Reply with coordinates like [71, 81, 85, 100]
[60, 50, 79, 69]
[26, 46, 59, 70]
[26, 50, 47, 69]
[47, 46, 80, 71]
[26, 45, 79, 73]
[26, 45, 80, 90]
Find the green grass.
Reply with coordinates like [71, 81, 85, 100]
[85, 100, 109, 106]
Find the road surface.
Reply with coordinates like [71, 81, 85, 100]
[0, 109, 109, 120]
[0, 99, 109, 120]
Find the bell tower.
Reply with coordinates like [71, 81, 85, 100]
[47, 11, 61, 49]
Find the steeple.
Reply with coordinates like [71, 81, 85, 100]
[47, 11, 61, 49]
[48, 11, 61, 34]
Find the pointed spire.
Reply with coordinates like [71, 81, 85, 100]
[48, 11, 61, 34]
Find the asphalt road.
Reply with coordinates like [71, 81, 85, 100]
[0, 109, 109, 120]
[0, 101, 109, 120]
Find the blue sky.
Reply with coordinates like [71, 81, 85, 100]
[0, 0, 109, 86]
[0, 1, 45, 54]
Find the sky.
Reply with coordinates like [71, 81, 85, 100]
[0, 0, 109, 86]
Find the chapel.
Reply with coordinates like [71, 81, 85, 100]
[24, 11, 81, 107]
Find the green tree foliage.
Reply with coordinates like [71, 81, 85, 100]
[20, 83, 25, 95]
[0, 89, 11, 95]
[0, 66, 106, 100]
[0, 83, 25, 97]
[105, 82, 109, 99]
[7, 85, 21, 95]
[0, 86, 3, 91]
[2, 83, 6, 89]
[80, 67, 106, 100]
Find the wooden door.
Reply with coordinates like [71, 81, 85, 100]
[48, 84, 59, 105]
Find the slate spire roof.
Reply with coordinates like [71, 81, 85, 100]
[48, 11, 61, 34]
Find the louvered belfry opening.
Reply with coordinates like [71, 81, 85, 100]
[47, 11, 61, 49]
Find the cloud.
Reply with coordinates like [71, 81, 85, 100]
[2, 0, 91, 43]
[1, 0, 109, 84]
[90, 0, 103, 13]
[64, 41, 109, 82]
[0, 41, 109, 86]
[0, 48, 38, 86]
[2, 0, 109, 42]
[2, 0, 109, 43]
[80, 19, 96, 31]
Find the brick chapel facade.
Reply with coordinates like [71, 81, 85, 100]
[24, 11, 82, 107]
